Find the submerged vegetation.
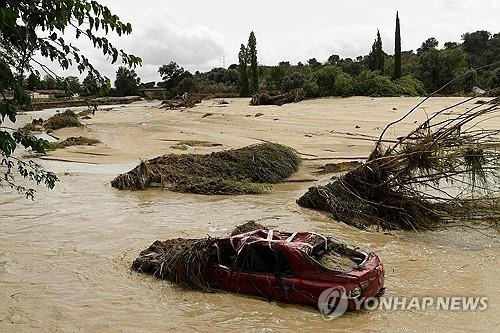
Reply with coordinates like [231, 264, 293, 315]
[298, 97, 500, 231]
[111, 143, 300, 194]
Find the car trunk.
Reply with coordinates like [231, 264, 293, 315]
[309, 238, 368, 273]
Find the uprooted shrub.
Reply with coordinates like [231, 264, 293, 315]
[111, 143, 301, 194]
[44, 110, 82, 130]
[298, 96, 500, 230]
[230, 220, 267, 236]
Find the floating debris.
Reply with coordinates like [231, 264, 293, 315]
[162, 93, 200, 109]
[298, 97, 500, 230]
[112, 143, 300, 194]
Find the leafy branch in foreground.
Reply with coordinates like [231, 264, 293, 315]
[0, 0, 142, 198]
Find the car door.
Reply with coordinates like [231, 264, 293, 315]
[230, 243, 279, 300]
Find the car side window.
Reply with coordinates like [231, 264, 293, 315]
[236, 244, 293, 276]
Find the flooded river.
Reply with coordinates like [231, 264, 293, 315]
[1, 97, 498, 332]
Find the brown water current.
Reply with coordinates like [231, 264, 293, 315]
[1, 97, 498, 332]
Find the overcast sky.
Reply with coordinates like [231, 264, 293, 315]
[50, 0, 500, 83]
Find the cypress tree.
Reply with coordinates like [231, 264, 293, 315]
[247, 31, 259, 93]
[376, 30, 385, 71]
[394, 11, 402, 79]
[368, 30, 385, 71]
[238, 44, 250, 96]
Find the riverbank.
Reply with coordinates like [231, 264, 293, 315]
[24, 96, 142, 111]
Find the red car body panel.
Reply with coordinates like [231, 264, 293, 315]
[203, 229, 385, 309]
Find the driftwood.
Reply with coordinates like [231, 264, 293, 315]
[162, 93, 200, 109]
[298, 96, 500, 231]
[250, 88, 305, 106]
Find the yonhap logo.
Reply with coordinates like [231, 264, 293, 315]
[318, 288, 489, 320]
[317, 287, 349, 319]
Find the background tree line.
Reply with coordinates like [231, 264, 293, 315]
[20, 16, 500, 100]
[154, 15, 499, 98]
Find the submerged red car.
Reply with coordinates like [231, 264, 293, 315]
[133, 228, 384, 310]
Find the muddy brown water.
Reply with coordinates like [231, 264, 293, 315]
[1, 167, 498, 332]
[1, 97, 499, 332]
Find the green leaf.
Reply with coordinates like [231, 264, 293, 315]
[0, 131, 16, 157]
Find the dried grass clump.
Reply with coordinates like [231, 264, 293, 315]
[230, 220, 267, 236]
[298, 95, 500, 231]
[250, 88, 305, 106]
[78, 109, 94, 117]
[56, 136, 100, 148]
[44, 110, 82, 130]
[20, 123, 40, 133]
[170, 140, 222, 150]
[112, 143, 300, 194]
[20, 118, 45, 133]
[131, 238, 217, 290]
[44, 136, 100, 150]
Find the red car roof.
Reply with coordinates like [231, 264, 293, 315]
[226, 229, 328, 255]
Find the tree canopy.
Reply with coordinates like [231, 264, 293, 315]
[114, 66, 140, 96]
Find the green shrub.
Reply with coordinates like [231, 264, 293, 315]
[488, 68, 500, 89]
[393, 76, 426, 96]
[313, 65, 342, 95]
[333, 73, 354, 96]
[303, 78, 320, 97]
[280, 72, 306, 92]
[354, 70, 397, 96]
